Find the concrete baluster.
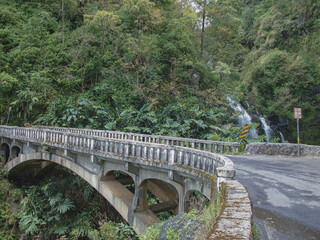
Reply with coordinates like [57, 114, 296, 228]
[82, 137, 85, 148]
[177, 150, 183, 164]
[226, 146, 230, 154]
[190, 153, 195, 167]
[137, 145, 141, 157]
[168, 148, 176, 165]
[184, 152, 189, 166]
[142, 146, 147, 158]
[155, 147, 160, 161]
[114, 141, 119, 153]
[84, 137, 88, 148]
[119, 142, 124, 154]
[161, 148, 168, 162]
[220, 145, 224, 154]
[209, 144, 212, 152]
[87, 137, 90, 149]
[101, 140, 105, 151]
[131, 144, 136, 158]
[196, 155, 201, 169]
[109, 141, 113, 152]
[80, 137, 83, 148]
[211, 159, 216, 174]
[149, 146, 154, 160]
[202, 156, 207, 171]
[105, 140, 109, 152]
[207, 158, 212, 173]
[64, 134, 68, 147]
[124, 143, 129, 157]
[91, 138, 95, 151]
[215, 144, 218, 153]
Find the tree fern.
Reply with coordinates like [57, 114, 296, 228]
[56, 198, 74, 214]
[19, 214, 42, 235]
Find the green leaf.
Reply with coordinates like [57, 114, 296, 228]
[56, 198, 74, 214]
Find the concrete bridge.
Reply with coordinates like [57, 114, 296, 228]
[0, 126, 251, 238]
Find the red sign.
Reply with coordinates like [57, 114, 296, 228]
[294, 108, 302, 119]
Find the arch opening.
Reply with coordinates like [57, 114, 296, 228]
[184, 190, 209, 213]
[105, 170, 135, 194]
[8, 162, 138, 239]
[11, 146, 21, 160]
[0, 143, 10, 164]
[138, 179, 179, 221]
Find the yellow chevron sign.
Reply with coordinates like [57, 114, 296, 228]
[240, 125, 250, 139]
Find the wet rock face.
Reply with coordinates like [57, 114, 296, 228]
[244, 143, 320, 157]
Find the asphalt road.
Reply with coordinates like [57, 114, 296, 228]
[228, 155, 320, 240]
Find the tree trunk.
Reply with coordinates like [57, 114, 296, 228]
[61, 0, 65, 43]
[200, 8, 206, 58]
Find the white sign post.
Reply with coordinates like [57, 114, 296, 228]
[294, 108, 302, 157]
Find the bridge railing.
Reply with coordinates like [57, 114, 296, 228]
[0, 126, 235, 182]
[30, 125, 240, 155]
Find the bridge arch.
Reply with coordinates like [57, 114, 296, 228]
[0, 143, 10, 164]
[104, 170, 135, 193]
[10, 145, 21, 160]
[137, 178, 179, 218]
[6, 152, 159, 234]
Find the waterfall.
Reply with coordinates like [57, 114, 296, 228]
[259, 116, 273, 141]
[227, 96, 258, 138]
[279, 132, 285, 143]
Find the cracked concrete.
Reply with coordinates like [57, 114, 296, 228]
[229, 155, 320, 240]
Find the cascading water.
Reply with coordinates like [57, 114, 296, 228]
[279, 132, 285, 143]
[259, 116, 273, 141]
[227, 96, 258, 138]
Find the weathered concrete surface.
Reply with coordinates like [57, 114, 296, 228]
[209, 180, 252, 240]
[245, 142, 320, 157]
[0, 126, 253, 238]
[6, 152, 160, 235]
[229, 155, 320, 240]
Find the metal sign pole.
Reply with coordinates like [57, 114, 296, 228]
[297, 118, 300, 157]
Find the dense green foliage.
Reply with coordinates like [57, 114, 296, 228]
[0, 0, 319, 143]
[0, 164, 138, 239]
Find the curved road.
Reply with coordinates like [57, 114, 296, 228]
[228, 155, 320, 240]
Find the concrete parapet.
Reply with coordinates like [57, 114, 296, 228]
[0, 125, 252, 238]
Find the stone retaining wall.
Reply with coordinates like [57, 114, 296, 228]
[245, 142, 320, 157]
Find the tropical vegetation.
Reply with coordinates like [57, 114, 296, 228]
[0, 0, 319, 144]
